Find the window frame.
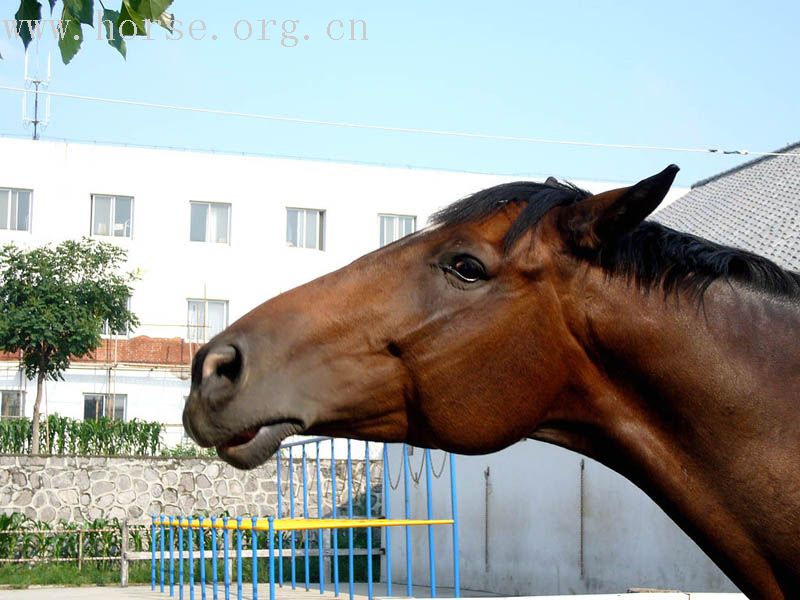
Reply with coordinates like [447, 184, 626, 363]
[90, 194, 134, 239]
[82, 393, 127, 422]
[286, 207, 325, 250]
[189, 201, 232, 244]
[186, 298, 229, 343]
[378, 213, 416, 247]
[1, 390, 25, 418]
[0, 188, 33, 232]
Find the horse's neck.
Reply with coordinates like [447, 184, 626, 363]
[570, 280, 800, 599]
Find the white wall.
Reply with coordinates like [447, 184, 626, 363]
[385, 441, 737, 596]
[0, 137, 688, 434]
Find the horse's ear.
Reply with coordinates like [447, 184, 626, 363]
[558, 164, 679, 250]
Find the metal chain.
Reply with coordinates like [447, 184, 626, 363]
[430, 450, 449, 479]
[409, 448, 426, 484]
[386, 446, 404, 490]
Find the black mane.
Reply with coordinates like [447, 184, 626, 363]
[431, 180, 800, 300]
[431, 179, 590, 250]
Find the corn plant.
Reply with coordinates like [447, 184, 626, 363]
[0, 512, 151, 568]
[0, 414, 164, 457]
[0, 419, 32, 454]
[0, 512, 31, 559]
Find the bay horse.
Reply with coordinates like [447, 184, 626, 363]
[183, 165, 800, 600]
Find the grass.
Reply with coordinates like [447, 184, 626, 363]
[0, 561, 152, 587]
[0, 555, 379, 588]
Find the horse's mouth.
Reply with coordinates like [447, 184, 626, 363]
[216, 420, 304, 470]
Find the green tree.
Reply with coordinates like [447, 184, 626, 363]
[4, 0, 175, 64]
[0, 238, 138, 454]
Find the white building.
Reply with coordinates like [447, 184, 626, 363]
[0, 136, 686, 445]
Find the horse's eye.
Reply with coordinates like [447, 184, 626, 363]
[447, 255, 487, 283]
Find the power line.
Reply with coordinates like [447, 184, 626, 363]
[0, 131, 579, 181]
[0, 84, 798, 158]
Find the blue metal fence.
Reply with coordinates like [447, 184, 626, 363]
[149, 439, 459, 600]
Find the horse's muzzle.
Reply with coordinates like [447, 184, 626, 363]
[183, 337, 310, 468]
[182, 340, 245, 448]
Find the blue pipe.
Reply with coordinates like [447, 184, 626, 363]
[365, 442, 374, 600]
[402, 445, 413, 597]
[236, 516, 243, 600]
[347, 439, 354, 600]
[316, 440, 324, 594]
[160, 514, 166, 593]
[302, 444, 310, 592]
[251, 517, 259, 600]
[276, 450, 283, 587]
[151, 515, 156, 591]
[331, 438, 339, 597]
[223, 517, 230, 600]
[383, 445, 392, 597]
[170, 517, 176, 597]
[449, 454, 461, 598]
[178, 517, 184, 600]
[211, 517, 218, 600]
[268, 517, 275, 600]
[199, 518, 206, 600]
[188, 516, 195, 600]
[289, 446, 296, 590]
[424, 449, 437, 598]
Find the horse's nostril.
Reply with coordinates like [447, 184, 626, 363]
[202, 345, 242, 384]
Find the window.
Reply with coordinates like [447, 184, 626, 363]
[187, 299, 228, 342]
[190, 202, 231, 243]
[0, 188, 32, 232]
[102, 297, 132, 338]
[286, 208, 325, 250]
[379, 214, 416, 247]
[91, 195, 133, 238]
[83, 393, 126, 421]
[1, 391, 24, 418]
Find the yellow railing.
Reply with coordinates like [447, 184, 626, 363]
[156, 517, 453, 531]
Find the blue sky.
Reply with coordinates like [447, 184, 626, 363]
[0, 0, 798, 186]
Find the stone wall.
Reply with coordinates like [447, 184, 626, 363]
[0, 455, 381, 525]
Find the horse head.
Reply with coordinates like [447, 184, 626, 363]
[183, 166, 679, 469]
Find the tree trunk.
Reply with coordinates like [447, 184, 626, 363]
[30, 370, 45, 455]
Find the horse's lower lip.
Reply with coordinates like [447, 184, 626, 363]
[216, 421, 303, 470]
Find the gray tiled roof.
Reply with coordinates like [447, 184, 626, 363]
[654, 142, 800, 271]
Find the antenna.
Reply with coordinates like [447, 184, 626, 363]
[22, 48, 52, 140]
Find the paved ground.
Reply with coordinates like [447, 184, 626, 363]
[0, 585, 745, 600]
[0, 582, 473, 600]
